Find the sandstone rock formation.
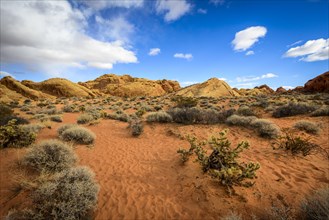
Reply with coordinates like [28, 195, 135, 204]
[176, 78, 238, 97]
[276, 87, 287, 93]
[79, 74, 180, 97]
[303, 71, 329, 93]
[22, 78, 96, 98]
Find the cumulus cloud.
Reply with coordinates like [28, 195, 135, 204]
[148, 48, 161, 56]
[156, 0, 191, 22]
[236, 73, 278, 82]
[217, 77, 227, 81]
[245, 50, 254, 56]
[0, 1, 137, 75]
[0, 71, 13, 78]
[284, 38, 329, 62]
[82, 0, 144, 11]
[282, 86, 295, 90]
[174, 53, 193, 60]
[232, 26, 267, 51]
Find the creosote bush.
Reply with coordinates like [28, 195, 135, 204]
[146, 111, 172, 123]
[0, 119, 36, 149]
[272, 102, 316, 118]
[30, 167, 99, 219]
[294, 120, 320, 135]
[272, 130, 319, 156]
[21, 139, 77, 173]
[177, 130, 260, 193]
[300, 187, 329, 220]
[60, 126, 96, 145]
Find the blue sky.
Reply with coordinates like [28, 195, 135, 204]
[0, 0, 328, 89]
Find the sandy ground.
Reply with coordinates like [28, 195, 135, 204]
[1, 113, 328, 219]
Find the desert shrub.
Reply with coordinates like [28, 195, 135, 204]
[20, 106, 30, 112]
[77, 114, 94, 124]
[172, 96, 198, 108]
[60, 126, 96, 145]
[225, 115, 257, 127]
[218, 108, 236, 123]
[294, 120, 320, 135]
[178, 130, 260, 193]
[272, 130, 319, 156]
[57, 124, 78, 136]
[21, 123, 45, 133]
[0, 120, 36, 148]
[0, 103, 14, 117]
[21, 139, 77, 173]
[146, 111, 172, 123]
[128, 119, 144, 137]
[300, 187, 329, 220]
[62, 104, 76, 113]
[272, 102, 316, 118]
[0, 115, 29, 126]
[221, 212, 242, 220]
[50, 115, 62, 123]
[30, 167, 99, 219]
[236, 105, 256, 116]
[168, 107, 216, 124]
[251, 119, 280, 139]
[310, 106, 329, 117]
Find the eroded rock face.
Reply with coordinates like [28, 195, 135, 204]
[176, 78, 238, 97]
[304, 71, 329, 93]
[22, 78, 96, 98]
[276, 87, 287, 93]
[80, 74, 181, 97]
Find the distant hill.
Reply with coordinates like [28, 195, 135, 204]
[79, 74, 180, 97]
[22, 78, 97, 98]
[176, 78, 239, 97]
[303, 71, 329, 93]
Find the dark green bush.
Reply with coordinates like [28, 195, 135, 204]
[22, 139, 77, 173]
[0, 115, 29, 126]
[0, 119, 36, 148]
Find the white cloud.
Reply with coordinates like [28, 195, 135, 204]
[197, 8, 207, 14]
[236, 73, 278, 82]
[82, 0, 144, 11]
[217, 77, 227, 81]
[0, 1, 137, 75]
[174, 53, 193, 60]
[245, 50, 254, 56]
[209, 0, 225, 6]
[284, 38, 329, 62]
[95, 15, 134, 44]
[232, 26, 267, 51]
[282, 86, 295, 90]
[156, 0, 191, 22]
[233, 82, 257, 88]
[0, 71, 13, 78]
[148, 48, 161, 56]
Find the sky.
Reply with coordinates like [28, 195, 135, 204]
[0, 0, 328, 89]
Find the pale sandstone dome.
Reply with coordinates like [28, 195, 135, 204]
[79, 74, 181, 97]
[176, 78, 239, 97]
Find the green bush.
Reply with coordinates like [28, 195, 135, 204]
[0, 115, 29, 126]
[272, 102, 316, 118]
[30, 167, 99, 219]
[294, 120, 320, 135]
[251, 119, 280, 139]
[272, 130, 319, 156]
[146, 111, 172, 123]
[60, 126, 96, 145]
[172, 96, 198, 108]
[22, 139, 77, 173]
[300, 187, 329, 220]
[77, 114, 94, 124]
[0, 119, 36, 148]
[178, 130, 260, 193]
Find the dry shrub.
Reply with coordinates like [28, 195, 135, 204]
[272, 102, 316, 118]
[300, 187, 329, 220]
[128, 119, 144, 136]
[225, 115, 257, 127]
[21, 139, 77, 173]
[310, 106, 329, 117]
[146, 111, 172, 123]
[57, 124, 77, 136]
[251, 119, 280, 138]
[77, 113, 94, 124]
[236, 105, 256, 116]
[294, 120, 320, 135]
[60, 126, 96, 145]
